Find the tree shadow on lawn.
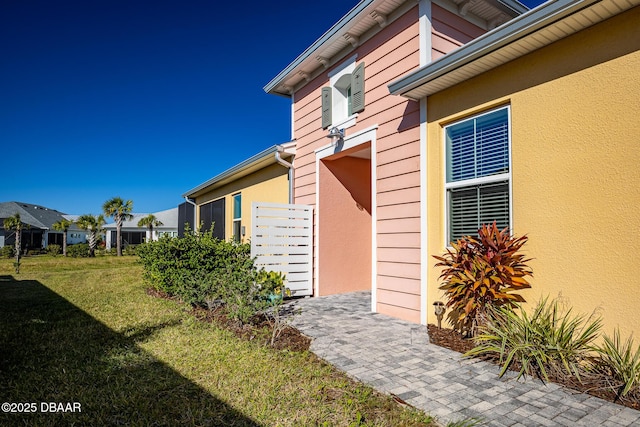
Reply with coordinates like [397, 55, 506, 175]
[0, 275, 260, 426]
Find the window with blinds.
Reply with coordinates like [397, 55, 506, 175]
[445, 107, 511, 243]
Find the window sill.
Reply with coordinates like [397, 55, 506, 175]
[333, 114, 358, 130]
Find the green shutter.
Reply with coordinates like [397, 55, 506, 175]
[321, 87, 332, 129]
[351, 62, 365, 113]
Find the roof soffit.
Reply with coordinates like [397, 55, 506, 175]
[388, 0, 640, 100]
[264, 0, 527, 97]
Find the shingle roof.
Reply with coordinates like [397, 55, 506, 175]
[0, 201, 68, 230]
[103, 207, 178, 230]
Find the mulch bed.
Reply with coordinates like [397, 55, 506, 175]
[146, 288, 311, 352]
[427, 324, 640, 411]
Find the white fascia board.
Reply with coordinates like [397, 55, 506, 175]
[279, 139, 297, 151]
[263, 0, 377, 96]
[388, 0, 605, 99]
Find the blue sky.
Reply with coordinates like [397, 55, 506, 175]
[0, 0, 544, 216]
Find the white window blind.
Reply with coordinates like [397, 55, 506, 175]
[449, 182, 509, 241]
[446, 108, 509, 183]
[445, 107, 511, 243]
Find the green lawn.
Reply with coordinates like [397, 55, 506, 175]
[0, 256, 435, 426]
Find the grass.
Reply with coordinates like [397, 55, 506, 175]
[0, 255, 436, 426]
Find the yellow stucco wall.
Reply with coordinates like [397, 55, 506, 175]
[194, 163, 290, 242]
[425, 7, 640, 338]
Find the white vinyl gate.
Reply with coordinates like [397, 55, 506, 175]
[251, 202, 313, 297]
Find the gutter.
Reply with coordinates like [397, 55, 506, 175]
[275, 145, 294, 204]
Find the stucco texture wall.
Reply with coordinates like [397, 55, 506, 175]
[318, 155, 372, 295]
[426, 7, 640, 337]
[194, 163, 289, 242]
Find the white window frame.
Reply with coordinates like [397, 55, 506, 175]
[232, 193, 242, 242]
[328, 54, 358, 129]
[443, 106, 513, 245]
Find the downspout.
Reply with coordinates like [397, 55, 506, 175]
[184, 197, 197, 232]
[275, 146, 294, 204]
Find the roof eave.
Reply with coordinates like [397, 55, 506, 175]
[182, 145, 294, 199]
[388, 0, 629, 99]
[263, 0, 378, 97]
[265, 0, 529, 98]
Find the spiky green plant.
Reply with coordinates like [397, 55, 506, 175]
[593, 329, 640, 398]
[466, 296, 602, 382]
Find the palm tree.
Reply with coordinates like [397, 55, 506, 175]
[76, 214, 106, 257]
[3, 213, 25, 273]
[52, 218, 73, 257]
[137, 214, 163, 243]
[103, 197, 134, 256]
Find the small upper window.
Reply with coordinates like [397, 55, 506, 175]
[322, 56, 365, 129]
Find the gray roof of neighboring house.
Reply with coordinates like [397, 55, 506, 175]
[0, 201, 76, 231]
[103, 207, 179, 230]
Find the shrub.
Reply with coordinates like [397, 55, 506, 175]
[593, 329, 640, 398]
[1, 245, 14, 258]
[47, 244, 61, 256]
[213, 267, 264, 324]
[123, 245, 138, 256]
[137, 230, 253, 296]
[137, 231, 289, 325]
[466, 296, 602, 381]
[67, 243, 90, 258]
[256, 270, 293, 345]
[433, 222, 533, 336]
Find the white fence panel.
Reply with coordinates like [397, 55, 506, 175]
[251, 202, 313, 297]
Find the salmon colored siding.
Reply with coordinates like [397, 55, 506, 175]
[290, 6, 423, 322]
[431, 4, 485, 60]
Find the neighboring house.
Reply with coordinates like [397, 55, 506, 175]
[265, 0, 526, 323]
[60, 215, 90, 245]
[0, 201, 87, 250]
[265, 0, 639, 336]
[104, 207, 179, 250]
[182, 143, 295, 242]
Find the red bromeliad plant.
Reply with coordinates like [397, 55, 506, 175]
[433, 222, 533, 336]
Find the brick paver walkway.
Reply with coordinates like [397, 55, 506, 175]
[288, 291, 640, 426]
